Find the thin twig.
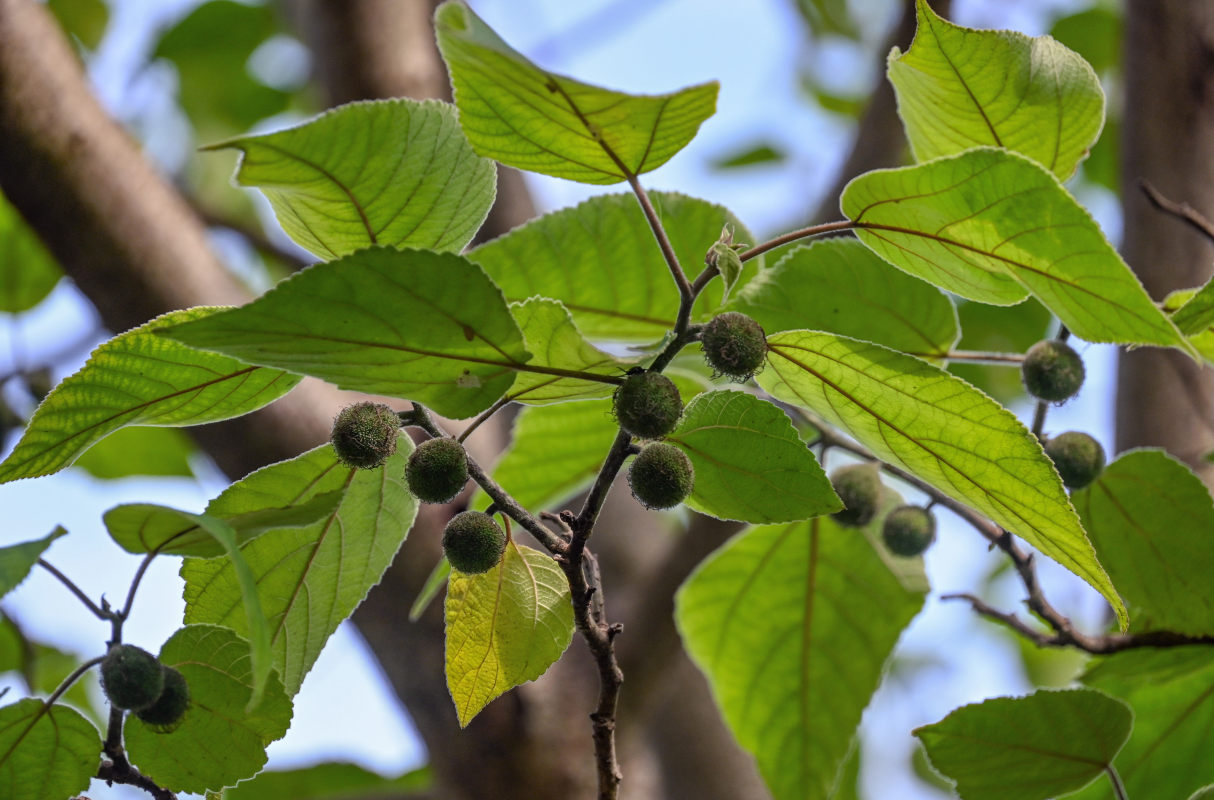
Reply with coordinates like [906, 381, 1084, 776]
[45, 655, 105, 706]
[36, 560, 110, 620]
[945, 350, 1026, 365]
[186, 193, 312, 272]
[120, 551, 159, 622]
[458, 397, 510, 444]
[626, 175, 690, 299]
[737, 220, 857, 262]
[1140, 180, 1214, 246]
[1106, 765, 1129, 800]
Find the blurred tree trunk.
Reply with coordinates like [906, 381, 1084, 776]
[1116, 1, 1214, 482]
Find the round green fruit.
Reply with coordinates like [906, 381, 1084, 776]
[1022, 340, 1085, 403]
[406, 437, 469, 504]
[829, 463, 882, 528]
[701, 312, 767, 381]
[443, 511, 506, 574]
[135, 666, 190, 733]
[330, 402, 400, 469]
[613, 371, 683, 439]
[101, 644, 165, 711]
[1045, 431, 1105, 489]
[882, 506, 936, 557]
[628, 443, 695, 510]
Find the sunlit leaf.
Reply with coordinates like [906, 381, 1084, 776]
[728, 238, 958, 360]
[1072, 450, 1214, 636]
[666, 390, 840, 523]
[0, 527, 66, 601]
[435, 3, 717, 184]
[1075, 647, 1214, 800]
[469, 192, 759, 342]
[72, 425, 196, 480]
[206, 99, 496, 258]
[0, 193, 61, 313]
[0, 698, 99, 800]
[125, 625, 293, 794]
[889, 0, 1104, 179]
[163, 247, 530, 420]
[843, 148, 1189, 352]
[445, 541, 574, 727]
[507, 299, 632, 404]
[915, 689, 1131, 800]
[676, 518, 925, 800]
[182, 434, 418, 695]
[0, 308, 300, 484]
[758, 329, 1126, 627]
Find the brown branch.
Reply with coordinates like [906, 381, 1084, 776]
[1140, 179, 1214, 247]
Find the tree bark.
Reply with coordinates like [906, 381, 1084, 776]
[1116, 0, 1214, 481]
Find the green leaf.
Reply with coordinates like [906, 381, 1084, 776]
[47, 0, 109, 50]
[435, 3, 717, 184]
[206, 99, 497, 259]
[0, 193, 61, 313]
[445, 541, 574, 727]
[710, 142, 786, 170]
[1171, 279, 1214, 336]
[104, 492, 342, 557]
[163, 247, 530, 419]
[915, 689, 1131, 800]
[843, 148, 1189, 352]
[478, 399, 618, 514]
[675, 518, 925, 800]
[1076, 647, 1214, 800]
[728, 238, 959, 360]
[758, 329, 1126, 627]
[1071, 450, 1214, 636]
[0, 527, 66, 601]
[72, 425, 196, 479]
[468, 192, 759, 342]
[409, 557, 451, 622]
[0, 698, 100, 800]
[793, 0, 858, 38]
[1050, 7, 1122, 76]
[889, 0, 1104, 180]
[182, 434, 418, 695]
[507, 299, 632, 404]
[225, 761, 433, 799]
[153, 1, 292, 133]
[0, 308, 300, 484]
[665, 391, 840, 523]
[125, 625, 293, 794]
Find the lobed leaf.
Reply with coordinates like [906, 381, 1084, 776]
[0, 193, 61, 313]
[445, 542, 574, 727]
[468, 192, 759, 342]
[125, 625, 293, 794]
[477, 399, 619, 514]
[728, 238, 958, 359]
[843, 148, 1189, 352]
[675, 517, 924, 800]
[0, 527, 66, 601]
[0, 308, 300, 483]
[205, 99, 496, 258]
[666, 390, 840, 523]
[435, 3, 717, 184]
[889, 0, 1104, 179]
[506, 299, 633, 404]
[182, 433, 418, 695]
[163, 247, 530, 419]
[1072, 450, 1214, 636]
[0, 698, 100, 800]
[915, 689, 1131, 800]
[1075, 647, 1214, 800]
[758, 329, 1126, 627]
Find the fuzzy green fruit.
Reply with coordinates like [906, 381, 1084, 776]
[613, 371, 683, 439]
[330, 402, 400, 469]
[443, 511, 506, 574]
[882, 505, 936, 557]
[701, 312, 767, 381]
[135, 666, 190, 732]
[1045, 431, 1105, 489]
[406, 437, 469, 503]
[628, 442, 695, 510]
[1022, 340, 1085, 403]
[101, 644, 165, 711]
[829, 463, 882, 527]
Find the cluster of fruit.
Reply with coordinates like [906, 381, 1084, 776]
[101, 644, 190, 732]
[1021, 339, 1105, 490]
